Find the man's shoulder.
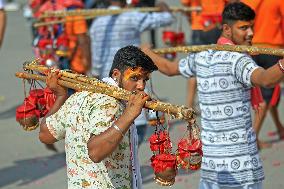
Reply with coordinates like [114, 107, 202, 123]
[210, 51, 250, 62]
[70, 91, 117, 104]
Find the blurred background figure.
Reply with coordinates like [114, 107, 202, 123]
[136, 0, 156, 48]
[0, 0, 6, 48]
[21, 0, 91, 152]
[28, 0, 91, 75]
[83, 0, 110, 27]
[242, 0, 284, 149]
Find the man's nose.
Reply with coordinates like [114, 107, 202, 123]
[136, 80, 145, 91]
[247, 27, 253, 37]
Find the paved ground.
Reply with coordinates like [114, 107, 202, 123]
[0, 1, 284, 189]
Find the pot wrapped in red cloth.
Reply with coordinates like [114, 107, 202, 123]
[162, 30, 177, 46]
[43, 87, 56, 111]
[28, 89, 50, 117]
[149, 131, 172, 154]
[16, 98, 40, 131]
[177, 138, 202, 170]
[175, 32, 185, 45]
[151, 154, 177, 186]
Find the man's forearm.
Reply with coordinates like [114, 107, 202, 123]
[87, 111, 136, 163]
[142, 48, 179, 76]
[254, 60, 284, 88]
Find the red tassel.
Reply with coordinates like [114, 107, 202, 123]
[270, 84, 281, 106]
[251, 87, 264, 110]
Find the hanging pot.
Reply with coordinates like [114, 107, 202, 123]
[149, 131, 171, 155]
[16, 98, 40, 131]
[151, 154, 177, 186]
[162, 30, 177, 46]
[177, 138, 202, 170]
[44, 87, 56, 110]
[176, 32, 185, 45]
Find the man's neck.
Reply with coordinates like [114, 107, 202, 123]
[217, 35, 235, 45]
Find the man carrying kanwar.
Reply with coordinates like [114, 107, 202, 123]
[39, 45, 157, 189]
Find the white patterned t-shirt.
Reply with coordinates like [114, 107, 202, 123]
[178, 50, 264, 187]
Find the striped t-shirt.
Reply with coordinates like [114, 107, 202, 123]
[179, 50, 264, 187]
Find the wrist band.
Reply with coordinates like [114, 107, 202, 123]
[113, 124, 125, 137]
[278, 60, 284, 73]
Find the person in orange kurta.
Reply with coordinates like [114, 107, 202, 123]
[63, 0, 91, 75]
[242, 0, 284, 148]
[65, 14, 91, 74]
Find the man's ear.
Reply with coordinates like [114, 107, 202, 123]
[222, 24, 232, 39]
[111, 69, 121, 81]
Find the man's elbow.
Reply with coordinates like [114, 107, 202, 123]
[39, 132, 55, 144]
[39, 124, 57, 144]
[87, 143, 103, 163]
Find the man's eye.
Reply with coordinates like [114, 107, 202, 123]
[240, 26, 248, 30]
[130, 76, 138, 81]
[144, 78, 150, 82]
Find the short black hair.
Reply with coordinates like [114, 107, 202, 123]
[222, 2, 255, 25]
[109, 45, 158, 77]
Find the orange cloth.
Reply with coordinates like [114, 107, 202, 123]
[65, 15, 88, 74]
[242, 0, 284, 48]
[181, 0, 227, 30]
[181, 0, 203, 30]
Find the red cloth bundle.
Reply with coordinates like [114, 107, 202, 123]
[151, 154, 177, 173]
[175, 32, 185, 45]
[251, 86, 264, 110]
[44, 88, 56, 111]
[149, 131, 172, 154]
[177, 138, 202, 170]
[270, 84, 281, 106]
[16, 98, 40, 131]
[162, 30, 177, 46]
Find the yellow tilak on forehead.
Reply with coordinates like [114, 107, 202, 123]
[235, 20, 254, 28]
[123, 67, 150, 81]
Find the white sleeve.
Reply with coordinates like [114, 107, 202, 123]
[134, 12, 174, 32]
[231, 55, 260, 87]
[178, 54, 196, 78]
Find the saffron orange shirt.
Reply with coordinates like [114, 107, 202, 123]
[65, 15, 88, 74]
[242, 0, 284, 47]
[181, 0, 227, 30]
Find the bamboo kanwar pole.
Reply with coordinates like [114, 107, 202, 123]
[34, 15, 95, 28]
[153, 45, 284, 57]
[40, 6, 202, 18]
[34, 6, 201, 27]
[17, 66, 195, 121]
